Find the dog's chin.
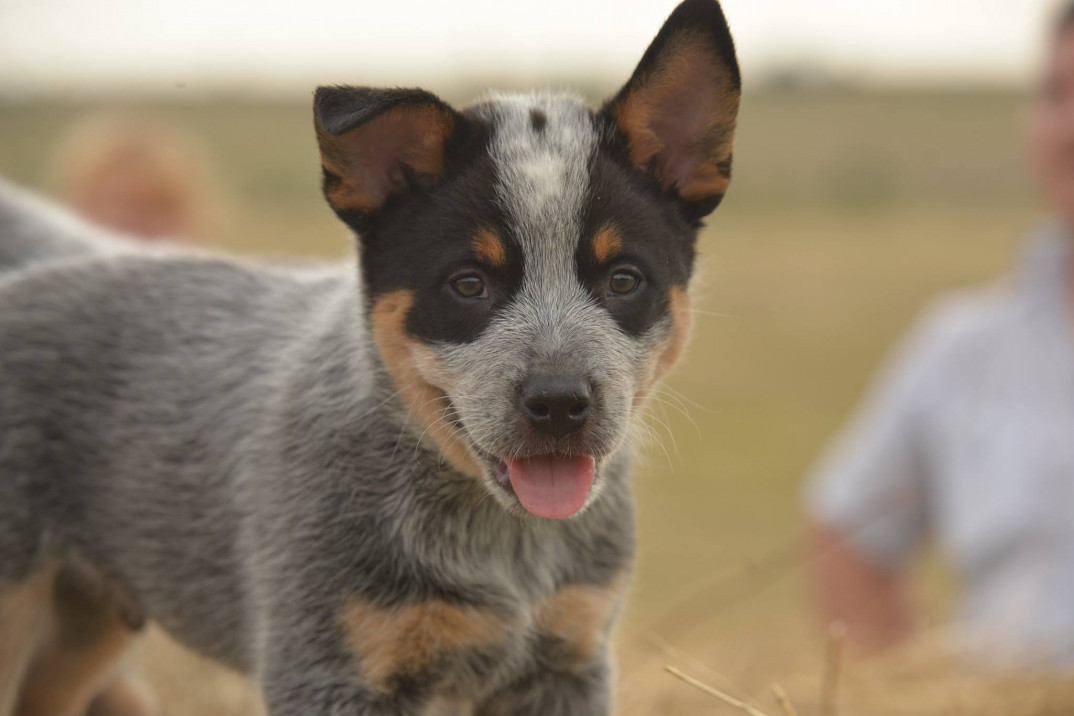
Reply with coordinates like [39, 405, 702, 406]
[469, 447, 604, 521]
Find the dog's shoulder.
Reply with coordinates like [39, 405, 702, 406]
[0, 245, 360, 414]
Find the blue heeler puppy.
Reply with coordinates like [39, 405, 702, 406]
[0, 1, 741, 713]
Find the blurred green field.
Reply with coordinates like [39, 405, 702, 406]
[0, 87, 1047, 714]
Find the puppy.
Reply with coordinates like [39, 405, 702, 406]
[0, 0, 740, 713]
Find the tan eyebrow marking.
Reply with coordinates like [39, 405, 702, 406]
[471, 228, 507, 268]
[592, 224, 623, 264]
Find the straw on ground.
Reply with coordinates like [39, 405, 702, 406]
[664, 665, 772, 716]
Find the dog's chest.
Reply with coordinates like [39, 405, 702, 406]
[330, 467, 635, 704]
[340, 571, 628, 705]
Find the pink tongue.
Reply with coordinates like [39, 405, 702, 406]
[505, 455, 596, 519]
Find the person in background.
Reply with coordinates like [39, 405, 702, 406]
[806, 2, 1074, 670]
[48, 112, 218, 243]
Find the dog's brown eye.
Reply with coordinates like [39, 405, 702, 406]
[452, 275, 487, 299]
[609, 271, 640, 296]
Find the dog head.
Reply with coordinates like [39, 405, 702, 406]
[314, 0, 740, 519]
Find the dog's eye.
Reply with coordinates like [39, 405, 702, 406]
[608, 271, 641, 296]
[451, 275, 487, 299]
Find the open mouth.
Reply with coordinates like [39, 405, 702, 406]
[481, 451, 597, 520]
[445, 401, 599, 519]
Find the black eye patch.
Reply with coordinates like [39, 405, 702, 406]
[576, 153, 697, 337]
[357, 150, 525, 345]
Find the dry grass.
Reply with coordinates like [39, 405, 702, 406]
[134, 616, 1074, 716]
[615, 625, 1074, 716]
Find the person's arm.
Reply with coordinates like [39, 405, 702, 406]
[808, 520, 913, 651]
[804, 305, 953, 651]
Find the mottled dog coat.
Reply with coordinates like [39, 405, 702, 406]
[0, 1, 741, 714]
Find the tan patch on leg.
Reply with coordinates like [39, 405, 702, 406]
[635, 287, 693, 405]
[16, 572, 146, 716]
[676, 161, 732, 203]
[370, 290, 482, 478]
[534, 573, 629, 666]
[0, 566, 57, 716]
[342, 600, 508, 692]
[471, 228, 506, 268]
[591, 224, 623, 264]
[423, 694, 474, 716]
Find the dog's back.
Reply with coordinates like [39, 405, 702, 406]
[0, 185, 367, 668]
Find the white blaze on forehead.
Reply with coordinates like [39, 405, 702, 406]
[436, 94, 643, 465]
[451, 92, 636, 392]
[482, 92, 596, 294]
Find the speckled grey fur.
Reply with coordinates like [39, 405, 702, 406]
[0, 94, 639, 716]
[0, 0, 746, 706]
[436, 95, 661, 516]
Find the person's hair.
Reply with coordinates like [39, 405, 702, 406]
[46, 112, 221, 240]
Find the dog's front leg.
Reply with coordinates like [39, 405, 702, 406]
[259, 657, 428, 716]
[474, 655, 612, 716]
[259, 636, 432, 716]
[257, 602, 490, 716]
[472, 574, 626, 716]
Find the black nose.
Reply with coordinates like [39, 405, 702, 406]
[520, 375, 592, 438]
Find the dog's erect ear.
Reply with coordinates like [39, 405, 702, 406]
[314, 86, 459, 216]
[601, 0, 741, 216]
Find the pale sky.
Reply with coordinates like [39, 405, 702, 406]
[0, 0, 1067, 95]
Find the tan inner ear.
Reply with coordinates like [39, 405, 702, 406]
[317, 105, 455, 214]
[370, 290, 482, 479]
[614, 31, 740, 202]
